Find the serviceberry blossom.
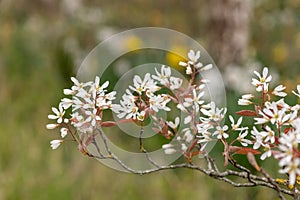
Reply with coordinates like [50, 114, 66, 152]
[179, 50, 212, 75]
[152, 65, 171, 85]
[272, 85, 287, 97]
[47, 76, 117, 150]
[200, 102, 227, 122]
[292, 85, 300, 97]
[166, 117, 180, 129]
[47, 48, 300, 193]
[183, 89, 205, 110]
[50, 140, 63, 150]
[213, 125, 229, 139]
[236, 130, 252, 147]
[251, 67, 272, 92]
[229, 115, 246, 131]
[162, 144, 176, 155]
[238, 94, 254, 106]
[48, 104, 65, 124]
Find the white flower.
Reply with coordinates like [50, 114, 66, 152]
[261, 102, 288, 125]
[50, 140, 63, 149]
[229, 115, 245, 131]
[63, 88, 75, 95]
[200, 102, 227, 122]
[60, 98, 73, 110]
[85, 108, 101, 126]
[181, 143, 188, 152]
[238, 94, 254, 106]
[279, 158, 300, 186]
[169, 77, 183, 90]
[197, 131, 212, 151]
[213, 125, 229, 139]
[184, 89, 205, 110]
[46, 124, 58, 129]
[272, 85, 287, 97]
[91, 76, 109, 95]
[260, 143, 272, 160]
[71, 77, 92, 92]
[188, 50, 201, 63]
[162, 144, 176, 154]
[251, 67, 272, 92]
[185, 66, 192, 75]
[197, 122, 213, 134]
[48, 104, 65, 123]
[237, 130, 252, 147]
[292, 85, 300, 97]
[167, 117, 180, 129]
[152, 65, 171, 85]
[263, 125, 275, 143]
[182, 128, 194, 143]
[176, 103, 187, 112]
[149, 94, 171, 112]
[137, 111, 145, 121]
[184, 116, 192, 124]
[129, 73, 157, 95]
[275, 134, 294, 167]
[251, 127, 264, 149]
[238, 99, 252, 106]
[60, 127, 68, 138]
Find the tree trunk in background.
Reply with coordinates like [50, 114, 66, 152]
[207, 0, 252, 68]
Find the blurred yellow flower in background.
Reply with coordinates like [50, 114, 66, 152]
[272, 43, 288, 64]
[166, 45, 187, 71]
[125, 36, 143, 51]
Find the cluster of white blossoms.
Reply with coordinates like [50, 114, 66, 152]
[238, 67, 300, 185]
[46, 49, 300, 186]
[47, 76, 116, 149]
[111, 72, 172, 122]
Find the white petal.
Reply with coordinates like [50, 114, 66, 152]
[46, 124, 58, 129]
[184, 116, 192, 124]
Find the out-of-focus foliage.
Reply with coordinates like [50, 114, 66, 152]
[0, 0, 299, 199]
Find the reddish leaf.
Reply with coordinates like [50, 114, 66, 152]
[235, 147, 261, 155]
[236, 110, 257, 116]
[191, 151, 200, 157]
[188, 139, 198, 152]
[284, 127, 292, 134]
[275, 136, 280, 144]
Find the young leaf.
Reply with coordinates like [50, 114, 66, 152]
[236, 110, 257, 116]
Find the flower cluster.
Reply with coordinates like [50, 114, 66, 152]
[46, 49, 300, 188]
[47, 76, 116, 149]
[111, 72, 171, 122]
[237, 67, 300, 185]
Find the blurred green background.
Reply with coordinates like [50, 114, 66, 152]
[0, 0, 299, 199]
